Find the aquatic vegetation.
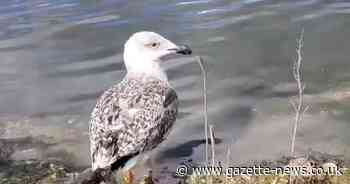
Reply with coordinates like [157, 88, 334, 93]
[0, 160, 70, 184]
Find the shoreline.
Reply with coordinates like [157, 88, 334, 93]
[1, 145, 349, 184]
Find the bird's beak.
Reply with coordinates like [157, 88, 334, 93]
[168, 45, 192, 55]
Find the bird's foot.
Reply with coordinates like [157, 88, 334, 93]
[141, 170, 154, 184]
[123, 170, 134, 184]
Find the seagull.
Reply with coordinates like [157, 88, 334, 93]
[89, 31, 192, 183]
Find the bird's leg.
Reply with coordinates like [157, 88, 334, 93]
[123, 169, 134, 184]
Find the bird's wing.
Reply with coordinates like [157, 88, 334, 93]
[89, 78, 178, 170]
[89, 84, 123, 170]
[114, 80, 178, 162]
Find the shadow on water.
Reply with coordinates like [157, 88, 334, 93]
[158, 138, 222, 161]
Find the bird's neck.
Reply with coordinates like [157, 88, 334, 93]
[126, 62, 168, 82]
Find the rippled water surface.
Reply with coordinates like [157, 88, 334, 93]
[1, 0, 350, 172]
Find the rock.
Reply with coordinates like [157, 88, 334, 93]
[67, 167, 116, 184]
[0, 139, 14, 162]
[322, 162, 338, 174]
[285, 157, 313, 176]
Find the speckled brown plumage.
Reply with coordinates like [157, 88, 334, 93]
[89, 74, 178, 170]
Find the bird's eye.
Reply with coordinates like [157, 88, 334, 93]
[148, 42, 160, 48]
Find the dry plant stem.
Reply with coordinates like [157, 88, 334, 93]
[225, 146, 231, 184]
[209, 125, 215, 167]
[290, 28, 305, 156]
[196, 56, 209, 166]
[209, 125, 215, 184]
[225, 145, 231, 170]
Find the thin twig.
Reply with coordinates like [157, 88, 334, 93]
[290, 28, 305, 156]
[289, 98, 297, 112]
[225, 145, 231, 184]
[196, 56, 209, 166]
[302, 105, 310, 115]
[225, 145, 231, 170]
[209, 125, 215, 167]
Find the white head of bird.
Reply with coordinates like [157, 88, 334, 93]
[123, 31, 192, 81]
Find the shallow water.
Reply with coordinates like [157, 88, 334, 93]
[1, 0, 350, 175]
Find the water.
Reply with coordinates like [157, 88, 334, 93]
[1, 0, 350, 176]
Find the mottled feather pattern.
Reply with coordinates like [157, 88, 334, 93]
[89, 75, 178, 170]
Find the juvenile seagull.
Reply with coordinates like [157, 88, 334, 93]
[89, 31, 192, 182]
